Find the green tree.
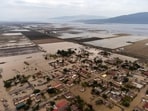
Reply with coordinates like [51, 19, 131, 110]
[50, 101, 55, 106]
[26, 98, 32, 105]
[146, 90, 148, 95]
[33, 89, 41, 94]
[102, 94, 107, 99]
[3, 80, 12, 88]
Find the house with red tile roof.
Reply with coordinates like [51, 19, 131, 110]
[53, 100, 68, 111]
[143, 102, 148, 111]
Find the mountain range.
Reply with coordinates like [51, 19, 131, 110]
[81, 12, 148, 24]
[50, 12, 148, 24]
[49, 15, 105, 23]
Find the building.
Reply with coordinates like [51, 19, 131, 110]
[143, 102, 148, 111]
[53, 100, 68, 111]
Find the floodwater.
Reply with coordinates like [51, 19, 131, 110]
[84, 36, 148, 49]
[57, 23, 148, 36]
[55, 23, 148, 49]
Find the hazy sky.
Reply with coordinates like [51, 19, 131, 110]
[0, 0, 148, 21]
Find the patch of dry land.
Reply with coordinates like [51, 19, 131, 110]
[123, 38, 148, 59]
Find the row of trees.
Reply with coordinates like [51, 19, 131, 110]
[3, 75, 28, 88]
[57, 49, 75, 57]
[73, 96, 95, 111]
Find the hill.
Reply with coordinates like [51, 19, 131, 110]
[49, 15, 105, 22]
[81, 12, 148, 24]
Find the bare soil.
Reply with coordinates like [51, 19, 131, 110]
[123, 39, 148, 60]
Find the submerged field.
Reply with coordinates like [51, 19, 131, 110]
[0, 23, 148, 111]
[0, 32, 40, 57]
[53, 23, 148, 60]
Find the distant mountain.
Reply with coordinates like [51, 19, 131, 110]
[49, 15, 106, 23]
[81, 12, 148, 24]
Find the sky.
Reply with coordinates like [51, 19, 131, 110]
[0, 0, 148, 21]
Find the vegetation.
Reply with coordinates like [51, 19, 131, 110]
[23, 98, 32, 110]
[81, 82, 88, 87]
[121, 61, 141, 71]
[102, 94, 108, 99]
[32, 104, 39, 111]
[99, 51, 111, 57]
[33, 89, 41, 94]
[3, 80, 12, 88]
[74, 96, 85, 110]
[121, 87, 129, 93]
[50, 101, 55, 106]
[114, 57, 123, 65]
[57, 49, 75, 57]
[125, 84, 135, 89]
[47, 88, 57, 94]
[46, 77, 51, 82]
[26, 98, 32, 105]
[122, 77, 129, 83]
[94, 58, 103, 64]
[146, 89, 148, 95]
[63, 68, 69, 74]
[72, 96, 94, 111]
[3, 74, 29, 88]
[121, 96, 132, 107]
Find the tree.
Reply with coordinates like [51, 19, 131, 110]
[50, 101, 55, 106]
[32, 75, 36, 80]
[146, 90, 148, 95]
[123, 77, 129, 83]
[63, 68, 69, 74]
[26, 98, 32, 105]
[81, 82, 88, 87]
[122, 100, 130, 107]
[3, 80, 12, 88]
[57, 49, 75, 57]
[47, 88, 57, 94]
[121, 87, 129, 93]
[33, 89, 40, 94]
[113, 76, 118, 80]
[20, 77, 28, 84]
[102, 94, 108, 99]
[75, 96, 85, 110]
[32, 104, 39, 111]
[87, 104, 93, 110]
[121, 96, 131, 107]
[16, 74, 21, 79]
[48, 107, 53, 111]
[94, 58, 103, 64]
[46, 77, 51, 82]
[24, 104, 30, 110]
[66, 106, 71, 111]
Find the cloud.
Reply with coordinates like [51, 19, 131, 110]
[11, 0, 86, 7]
[0, 0, 148, 21]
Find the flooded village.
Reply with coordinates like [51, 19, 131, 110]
[0, 23, 148, 111]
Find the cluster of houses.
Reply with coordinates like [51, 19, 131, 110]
[1, 47, 148, 111]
